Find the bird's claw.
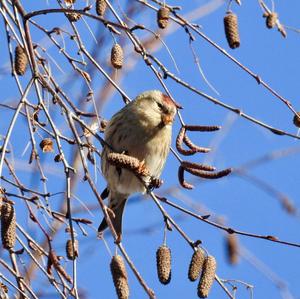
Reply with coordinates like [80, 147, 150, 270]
[107, 207, 116, 219]
[147, 176, 163, 191]
[114, 234, 122, 244]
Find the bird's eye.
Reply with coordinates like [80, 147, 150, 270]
[157, 102, 163, 110]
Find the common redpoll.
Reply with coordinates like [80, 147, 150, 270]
[99, 90, 177, 241]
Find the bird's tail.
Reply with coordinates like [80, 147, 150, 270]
[98, 192, 128, 241]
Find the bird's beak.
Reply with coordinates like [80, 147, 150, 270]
[162, 113, 174, 125]
[163, 94, 182, 109]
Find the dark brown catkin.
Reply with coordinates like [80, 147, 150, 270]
[157, 7, 170, 29]
[224, 12, 240, 49]
[111, 44, 123, 69]
[96, 0, 107, 16]
[110, 255, 129, 299]
[266, 12, 278, 29]
[156, 245, 171, 284]
[226, 234, 239, 265]
[188, 249, 205, 281]
[66, 239, 79, 260]
[1, 203, 16, 250]
[293, 112, 300, 128]
[15, 45, 28, 76]
[197, 255, 217, 298]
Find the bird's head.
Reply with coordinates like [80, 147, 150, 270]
[133, 90, 177, 128]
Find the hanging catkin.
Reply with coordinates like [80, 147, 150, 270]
[1, 203, 16, 250]
[110, 255, 129, 299]
[157, 7, 170, 29]
[96, 0, 107, 16]
[156, 245, 171, 284]
[226, 234, 239, 265]
[111, 44, 123, 69]
[197, 255, 217, 298]
[224, 12, 240, 49]
[15, 45, 28, 76]
[66, 239, 79, 260]
[188, 249, 205, 281]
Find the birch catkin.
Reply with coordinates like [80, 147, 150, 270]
[156, 245, 171, 284]
[111, 44, 124, 69]
[197, 255, 217, 298]
[188, 249, 205, 281]
[96, 0, 107, 16]
[226, 234, 239, 265]
[157, 7, 170, 29]
[1, 203, 16, 250]
[110, 255, 129, 299]
[224, 12, 240, 49]
[15, 45, 28, 76]
[66, 239, 79, 260]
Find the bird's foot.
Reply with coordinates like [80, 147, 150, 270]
[114, 234, 122, 244]
[147, 176, 164, 191]
[106, 207, 116, 219]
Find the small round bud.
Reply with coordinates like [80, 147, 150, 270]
[293, 112, 300, 128]
[156, 245, 171, 284]
[110, 255, 129, 299]
[1, 203, 16, 250]
[188, 248, 205, 281]
[15, 45, 28, 76]
[54, 154, 62, 162]
[111, 44, 123, 69]
[66, 12, 81, 22]
[197, 255, 217, 298]
[266, 12, 278, 29]
[157, 7, 170, 29]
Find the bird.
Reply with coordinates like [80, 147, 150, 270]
[99, 90, 177, 241]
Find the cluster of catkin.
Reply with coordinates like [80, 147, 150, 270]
[223, 7, 285, 49]
[156, 245, 217, 298]
[175, 125, 232, 189]
[64, 0, 107, 22]
[64, 3, 171, 71]
[109, 5, 171, 70]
